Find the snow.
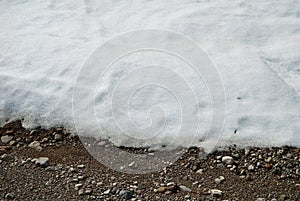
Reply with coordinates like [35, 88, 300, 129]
[0, 0, 299, 151]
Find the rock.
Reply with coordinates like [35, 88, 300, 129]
[30, 130, 37, 135]
[5, 193, 14, 200]
[256, 198, 266, 201]
[54, 134, 62, 141]
[75, 183, 83, 189]
[28, 141, 42, 151]
[248, 164, 255, 171]
[45, 166, 55, 171]
[279, 194, 288, 200]
[1, 135, 13, 144]
[222, 156, 234, 165]
[8, 140, 16, 146]
[215, 176, 225, 184]
[78, 189, 85, 195]
[196, 169, 204, 174]
[263, 163, 272, 169]
[103, 189, 111, 195]
[156, 187, 166, 193]
[85, 188, 93, 195]
[179, 185, 192, 192]
[210, 189, 222, 197]
[77, 164, 85, 169]
[34, 157, 49, 168]
[119, 190, 133, 200]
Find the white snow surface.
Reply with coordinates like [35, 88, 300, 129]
[0, 0, 299, 150]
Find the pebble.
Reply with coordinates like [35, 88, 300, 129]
[156, 187, 166, 193]
[248, 164, 255, 171]
[78, 189, 85, 195]
[5, 193, 14, 199]
[54, 134, 62, 141]
[103, 189, 111, 195]
[34, 157, 49, 168]
[179, 185, 192, 192]
[28, 141, 42, 151]
[119, 190, 133, 200]
[215, 176, 225, 184]
[85, 188, 92, 195]
[222, 156, 234, 165]
[256, 198, 266, 201]
[75, 183, 83, 188]
[1, 135, 14, 144]
[210, 189, 222, 197]
[77, 164, 85, 169]
[45, 166, 55, 171]
[196, 169, 204, 174]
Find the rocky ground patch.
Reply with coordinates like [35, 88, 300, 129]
[0, 121, 300, 200]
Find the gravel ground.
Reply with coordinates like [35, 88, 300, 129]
[1, 121, 300, 201]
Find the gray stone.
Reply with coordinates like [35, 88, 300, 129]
[210, 189, 222, 197]
[119, 190, 133, 200]
[222, 156, 234, 165]
[78, 189, 85, 195]
[179, 185, 192, 192]
[77, 164, 85, 169]
[1, 135, 13, 144]
[34, 157, 49, 167]
[5, 193, 14, 200]
[54, 134, 62, 141]
[256, 198, 266, 201]
[215, 176, 225, 184]
[248, 164, 255, 171]
[28, 141, 43, 151]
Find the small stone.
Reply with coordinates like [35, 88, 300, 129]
[210, 189, 222, 197]
[34, 157, 49, 168]
[263, 163, 272, 169]
[45, 166, 55, 171]
[78, 189, 85, 195]
[78, 175, 84, 180]
[179, 185, 192, 192]
[103, 189, 111, 195]
[77, 164, 85, 169]
[119, 190, 133, 200]
[256, 198, 266, 201]
[85, 188, 92, 195]
[54, 134, 62, 141]
[156, 186, 166, 193]
[8, 140, 16, 146]
[5, 193, 14, 199]
[248, 164, 255, 171]
[30, 130, 37, 135]
[41, 138, 49, 143]
[222, 156, 234, 165]
[56, 127, 63, 132]
[5, 130, 13, 134]
[75, 183, 83, 189]
[1, 135, 13, 144]
[215, 176, 225, 184]
[196, 169, 204, 174]
[28, 141, 43, 151]
[279, 194, 288, 200]
[266, 157, 272, 162]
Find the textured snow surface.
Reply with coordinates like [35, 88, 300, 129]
[0, 0, 299, 150]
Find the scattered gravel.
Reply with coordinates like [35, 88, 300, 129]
[1, 120, 300, 200]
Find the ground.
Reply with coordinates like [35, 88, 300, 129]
[0, 121, 300, 200]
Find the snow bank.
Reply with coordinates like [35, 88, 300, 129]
[0, 0, 299, 150]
